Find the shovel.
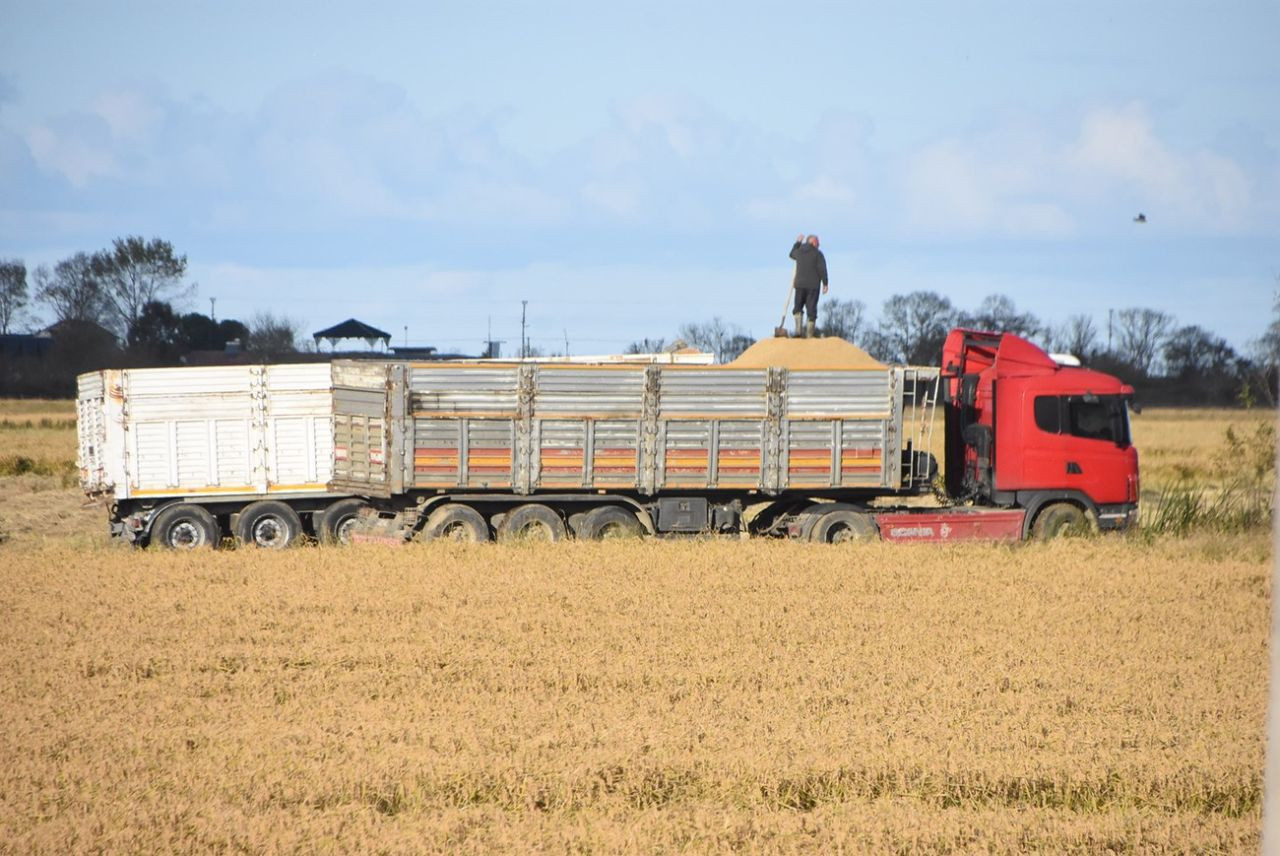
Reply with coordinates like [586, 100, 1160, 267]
[773, 282, 794, 337]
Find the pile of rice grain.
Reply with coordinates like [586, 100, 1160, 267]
[729, 336, 885, 370]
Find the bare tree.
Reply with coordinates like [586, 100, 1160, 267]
[1114, 307, 1174, 375]
[1163, 325, 1237, 379]
[961, 294, 1041, 339]
[246, 312, 300, 354]
[625, 337, 668, 354]
[33, 253, 109, 325]
[722, 333, 755, 362]
[0, 259, 27, 334]
[1253, 280, 1280, 371]
[1045, 314, 1098, 359]
[875, 291, 956, 365]
[93, 236, 192, 335]
[822, 297, 867, 343]
[1247, 281, 1280, 406]
[678, 317, 754, 363]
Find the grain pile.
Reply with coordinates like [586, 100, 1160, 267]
[729, 337, 885, 370]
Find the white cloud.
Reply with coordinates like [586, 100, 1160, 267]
[893, 103, 1262, 238]
[91, 89, 163, 142]
[1067, 102, 1251, 229]
[5, 75, 1274, 248]
[24, 122, 117, 187]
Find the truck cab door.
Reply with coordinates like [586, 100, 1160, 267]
[1017, 392, 1134, 504]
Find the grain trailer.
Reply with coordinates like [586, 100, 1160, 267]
[77, 363, 362, 547]
[331, 328, 1139, 543]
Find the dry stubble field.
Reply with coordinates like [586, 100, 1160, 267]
[0, 401, 1273, 852]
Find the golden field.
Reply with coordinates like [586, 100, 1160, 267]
[0, 401, 1274, 852]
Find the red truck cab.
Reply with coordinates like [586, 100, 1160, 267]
[941, 329, 1139, 535]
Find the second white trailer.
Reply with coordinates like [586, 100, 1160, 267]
[77, 363, 364, 547]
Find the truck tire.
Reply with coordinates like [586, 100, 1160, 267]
[808, 509, 877, 544]
[421, 503, 490, 542]
[316, 498, 371, 545]
[235, 500, 303, 549]
[579, 505, 646, 540]
[497, 503, 566, 542]
[150, 503, 219, 550]
[1031, 502, 1092, 540]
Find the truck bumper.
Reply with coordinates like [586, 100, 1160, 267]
[1095, 503, 1138, 532]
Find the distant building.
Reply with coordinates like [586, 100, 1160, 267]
[313, 319, 392, 352]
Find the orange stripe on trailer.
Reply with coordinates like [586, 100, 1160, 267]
[131, 485, 255, 496]
[267, 483, 328, 492]
[414, 457, 459, 467]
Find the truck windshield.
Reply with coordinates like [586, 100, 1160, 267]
[1067, 395, 1130, 446]
[1034, 394, 1131, 446]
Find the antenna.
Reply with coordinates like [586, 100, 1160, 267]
[521, 300, 528, 359]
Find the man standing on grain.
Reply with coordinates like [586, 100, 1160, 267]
[789, 234, 828, 338]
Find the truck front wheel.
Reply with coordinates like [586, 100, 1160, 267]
[1031, 503, 1093, 540]
[808, 509, 877, 544]
[149, 503, 219, 550]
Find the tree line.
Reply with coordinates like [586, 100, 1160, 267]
[638, 291, 1279, 407]
[3, 237, 1276, 405]
[0, 237, 300, 395]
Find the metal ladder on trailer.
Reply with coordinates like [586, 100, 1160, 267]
[901, 367, 942, 489]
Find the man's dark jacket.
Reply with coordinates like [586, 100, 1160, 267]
[790, 242, 829, 290]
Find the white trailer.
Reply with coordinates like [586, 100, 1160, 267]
[77, 363, 364, 548]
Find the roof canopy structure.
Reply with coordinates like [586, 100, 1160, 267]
[313, 318, 391, 350]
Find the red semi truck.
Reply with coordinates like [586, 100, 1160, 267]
[76, 327, 1138, 548]
[921, 327, 1140, 540]
[872, 327, 1139, 542]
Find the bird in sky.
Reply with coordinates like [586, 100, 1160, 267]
[1133, 213, 1147, 223]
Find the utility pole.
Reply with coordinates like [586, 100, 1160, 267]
[209, 297, 216, 323]
[521, 300, 528, 360]
[403, 325, 408, 350]
[1107, 308, 1114, 353]
[563, 328, 570, 357]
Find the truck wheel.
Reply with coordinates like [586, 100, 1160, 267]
[579, 505, 646, 540]
[235, 501, 303, 549]
[808, 509, 877, 544]
[317, 498, 371, 545]
[1031, 502, 1093, 540]
[150, 504, 219, 550]
[497, 503, 566, 542]
[421, 503, 490, 542]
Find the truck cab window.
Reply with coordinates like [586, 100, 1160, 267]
[1069, 400, 1111, 440]
[1035, 394, 1131, 446]
[1033, 396, 1061, 433]
[1066, 396, 1130, 446]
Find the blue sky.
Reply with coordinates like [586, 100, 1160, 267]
[1, 1, 1277, 355]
